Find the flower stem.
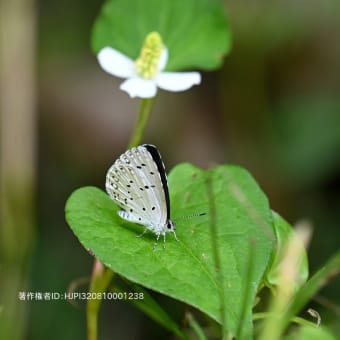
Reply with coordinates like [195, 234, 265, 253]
[87, 260, 114, 340]
[128, 98, 155, 148]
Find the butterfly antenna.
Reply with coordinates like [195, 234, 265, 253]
[175, 212, 206, 220]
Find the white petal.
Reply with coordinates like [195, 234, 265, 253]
[97, 47, 135, 78]
[155, 72, 201, 92]
[158, 48, 168, 72]
[120, 77, 157, 98]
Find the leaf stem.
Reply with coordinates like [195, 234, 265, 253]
[128, 98, 155, 148]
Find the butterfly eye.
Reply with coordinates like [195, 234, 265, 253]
[167, 220, 175, 230]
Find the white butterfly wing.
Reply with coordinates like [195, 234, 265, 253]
[106, 145, 168, 234]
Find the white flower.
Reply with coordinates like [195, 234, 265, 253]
[97, 32, 201, 98]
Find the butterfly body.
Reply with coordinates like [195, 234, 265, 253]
[105, 144, 177, 246]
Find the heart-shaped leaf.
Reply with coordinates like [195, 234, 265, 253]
[91, 0, 231, 71]
[65, 163, 275, 337]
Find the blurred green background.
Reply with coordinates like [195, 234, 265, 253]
[1, 0, 339, 339]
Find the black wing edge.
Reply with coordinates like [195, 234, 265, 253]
[143, 144, 171, 220]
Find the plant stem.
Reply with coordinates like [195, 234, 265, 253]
[186, 312, 207, 340]
[205, 174, 228, 339]
[128, 98, 155, 148]
[87, 261, 114, 340]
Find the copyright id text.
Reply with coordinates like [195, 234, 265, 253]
[18, 291, 144, 301]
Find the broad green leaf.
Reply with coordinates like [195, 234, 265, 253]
[91, 0, 231, 71]
[265, 212, 309, 291]
[65, 163, 274, 338]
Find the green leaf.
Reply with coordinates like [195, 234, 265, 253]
[265, 212, 309, 291]
[91, 0, 231, 71]
[65, 163, 274, 337]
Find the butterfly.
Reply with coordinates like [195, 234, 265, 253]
[105, 144, 178, 247]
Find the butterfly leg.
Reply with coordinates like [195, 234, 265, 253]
[153, 233, 162, 250]
[163, 233, 166, 249]
[136, 227, 148, 238]
[173, 230, 179, 242]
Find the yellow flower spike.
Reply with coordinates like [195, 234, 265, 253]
[135, 32, 164, 79]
